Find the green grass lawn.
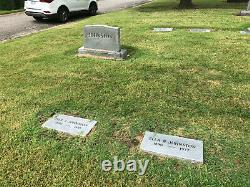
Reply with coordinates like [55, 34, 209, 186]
[0, 9, 23, 15]
[0, 0, 249, 186]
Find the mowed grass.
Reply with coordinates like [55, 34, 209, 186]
[0, 9, 23, 15]
[0, 0, 249, 186]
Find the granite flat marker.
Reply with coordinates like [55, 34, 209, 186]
[140, 131, 204, 163]
[42, 114, 97, 137]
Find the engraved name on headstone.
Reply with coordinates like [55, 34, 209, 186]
[140, 131, 204, 163]
[42, 114, 97, 137]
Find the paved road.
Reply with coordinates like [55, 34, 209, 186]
[0, 0, 149, 41]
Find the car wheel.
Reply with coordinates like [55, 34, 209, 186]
[57, 8, 69, 23]
[33, 16, 43, 22]
[88, 3, 97, 16]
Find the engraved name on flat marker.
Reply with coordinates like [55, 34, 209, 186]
[42, 114, 97, 137]
[140, 131, 203, 163]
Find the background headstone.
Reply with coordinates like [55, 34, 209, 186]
[140, 131, 204, 163]
[240, 27, 250, 34]
[42, 114, 97, 137]
[239, 0, 250, 15]
[240, 30, 250, 34]
[78, 25, 127, 60]
[189, 28, 211, 33]
[153, 28, 173, 32]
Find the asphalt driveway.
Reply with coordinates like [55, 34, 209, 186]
[0, 0, 150, 41]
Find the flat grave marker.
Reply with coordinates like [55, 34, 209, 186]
[42, 114, 97, 137]
[153, 28, 173, 32]
[189, 28, 211, 33]
[140, 131, 204, 163]
[240, 28, 250, 34]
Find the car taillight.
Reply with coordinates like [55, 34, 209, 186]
[40, 0, 54, 3]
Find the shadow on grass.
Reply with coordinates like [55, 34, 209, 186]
[123, 45, 140, 60]
[136, 0, 247, 13]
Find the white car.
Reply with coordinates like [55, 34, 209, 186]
[24, 0, 98, 23]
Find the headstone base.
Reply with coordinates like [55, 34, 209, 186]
[78, 47, 127, 60]
[238, 10, 250, 16]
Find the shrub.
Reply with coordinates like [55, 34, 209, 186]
[0, 0, 24, 10]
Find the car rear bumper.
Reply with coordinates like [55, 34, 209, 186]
[25, 11, 56, 18]
[25, 11, 46, 17]
[24, 1, 57, 16]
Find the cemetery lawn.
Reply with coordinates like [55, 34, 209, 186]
[0, 9, 23, 15]
[0, 0, 249, 186]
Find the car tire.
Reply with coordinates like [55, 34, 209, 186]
[88, 3, 97, 16]
[57, 8, 69, 23]
[33, 16, 43, 22]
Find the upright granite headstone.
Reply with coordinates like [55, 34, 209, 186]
[78, 25, 127, 60]
[140, 131, 204, 163]
[239, 0, 250, 16]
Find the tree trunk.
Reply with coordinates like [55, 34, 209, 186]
[179, 0, 193, 8]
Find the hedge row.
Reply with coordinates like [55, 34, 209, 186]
[0, 0, 25, 10]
